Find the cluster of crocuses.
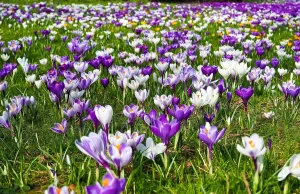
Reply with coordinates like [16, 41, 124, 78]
[0, 95, 36, 132]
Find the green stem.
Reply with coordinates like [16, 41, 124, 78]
[283, 179, 289, 194]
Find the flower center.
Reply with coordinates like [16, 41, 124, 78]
[248, 140, 255, 148]
[58, 124, 64, 131]
[102, 178, 109, 187]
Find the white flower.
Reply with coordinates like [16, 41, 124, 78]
[237, 133, 267, 159]
[25, 74, 36, 83]
[17, 57, 29, 74]
[190, 91, 209, 107]
[95, 105, 113, 130]
[204, 86, 219, 107]
[263, 111, 275, 119]
[153, 94, 172, 110]
[134, 74, 149, 86]
[278, 68, 287, 76]
[235, 62, 250, 78]
[1, 54, 10, 61]
[39, 58, 48, 65]
[278, 154, 300, 181]
[136, 137, 166, 160]
[155, 61, 169, 73]
[135, 89, 150, 103]
[34, 80, 42, 89]
[127, 80, 140, 91]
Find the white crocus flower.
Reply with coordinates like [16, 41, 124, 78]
[263, 111, 275, 119]
[235, 62, 250, 78]
[237, 133, 267, 159]
[278, 68, 288, 76]
[190, 91, 209, 107]
[25, 74, 36, 83]
[136, 137, 166, 160]
[95, 105, 113, 131]
[127, 80, 140, 91]
[1, 54, 10, 61]
[135, 89, 150, 104]
[278, 154, 300, 181]
[34, 80, 42, 89]
[39, 58, 48, 65]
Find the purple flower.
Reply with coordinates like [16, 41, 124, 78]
[75, 130, 111, 171]
[140, 109, 157, 126]
[0, 111, 10, 130]
[101, 78, 109, 88]
[198, 122, 226, 160]
[235, 87, 254, 112]
[172, 96, 180, 105]
[141, 66, 152, 76]
[150, 114, 181, 146]
[226, 92, 232, 102]
[287, 86, 300, 101]
[83, 107, 101, 130]
[63, 108, 76, 121]
[107, 143, 132, 172]
[47, 81, 64, 101]
[86, 173, 126, 194]
[167, 104, 194, 122]
[123, 104, 142, 125]
[201, 65, 218, 76]
[204, 113, 215, 123]
[0, 81, 8, 92]
[51, 119, 67, 134]
[271, 58, 280, 68]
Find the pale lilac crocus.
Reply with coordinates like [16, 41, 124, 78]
[50, 119, 67, 134]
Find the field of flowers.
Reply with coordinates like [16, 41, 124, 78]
[0, 1, 300, 193]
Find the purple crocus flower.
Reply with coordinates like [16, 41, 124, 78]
[101, 78, 109, 89]
[86, 173, 126, 194]
[123, 104, 142, 125]
[172, 96, 180, 105]
[201, 65, 218, 76]
[107, 143, 132, 174]
[51, 119, 67, 134]
[203, 113, 215, 123]
[0, 81, 8, 92]
[140, 109, 157, 126]
[217, 79, 228, 95]
[150, 114, 181, 147]
[167, 104, 194, 122]
[83, 107, 101, 130]
[47, 81, 65, 101]
[226, 92, 232, 102]
[198, 122, 226, 160]
[271, 58, 280, 68]
[75, 130, 111, 171]
[235, 87, 254, 112]
[63, 107, 76, 121]
[287, 86, 300, 102]
[141, 66, 152, 76]
[0, 111, 10, 130]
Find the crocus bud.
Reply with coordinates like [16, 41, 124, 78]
[172, 96, 180, 105]
[101, 78, 109, 88]
[226, 92, 232, 102]
[187, 87, 193, 97]
[267, 139, 272, 149]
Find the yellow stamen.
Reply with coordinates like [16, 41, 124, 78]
[102, 178, 109, 187]
[248, 140, 255, 148]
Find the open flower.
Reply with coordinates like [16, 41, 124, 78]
[75, 130, 110, 171]
[278, 154, 300, 181]
[50, 119, 67, 134]
[136, 137, 166, 160]
[86, 173, 126, 194]
[107, 143, 132, 172]
[237, 133, 267, 171]
[150, 114, 180, 146]
[45, 186, 74, 194]
[198, 122, 226, 160]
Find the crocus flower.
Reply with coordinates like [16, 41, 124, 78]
[75, 130, 110, 171]
[83, 107, 101, 130]
[278, 154, 300, 181]
[235, 87, 254, 112]
[0, 81, 7, 92]
[51, 119, 67, 134]
[203, 113, 215, 123]
[95, 105, 113, 135]
[167, 104, 194, 122]
[123, 104, 142, 125]
[198, 122, 226, 160]
[136, 137, 167, 160]
[107, 143, 132, 173]
[125, 130, 145, 148]
[287, 86, 300, 102]
[135, 89, 150, 107]
[237, 133, 267, 171]
[86, 173, 126, 194]
[45, 186, 74, 194]
[0, 111, 10, 130]
[150, 114, 180, 147]
[101, 78, 109, 88]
